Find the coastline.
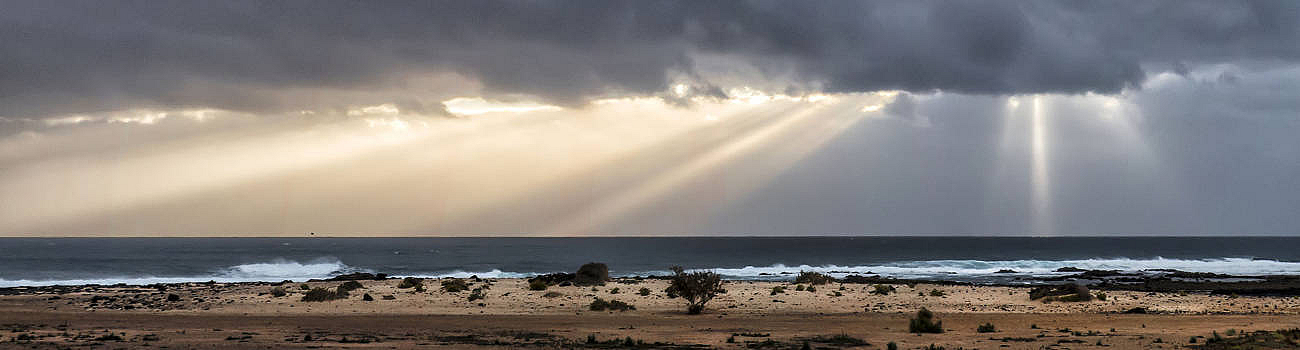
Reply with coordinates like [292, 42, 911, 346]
[3, 276, 1299, 349]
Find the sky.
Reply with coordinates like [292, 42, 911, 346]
[1, 1, 1298, 236]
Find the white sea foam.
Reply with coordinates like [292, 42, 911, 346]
[4, 257, 1300, 287]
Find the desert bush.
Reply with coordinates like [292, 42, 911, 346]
[574, 262, 610, 286]
[397, 277, 424, 289]
[269, 287, 287, 297]
[977, 322, 996, 333]
[638, 287, 651, 296]
[668, 266, 724, 314]
[807, 286, 816, 292]
[441, 278, 469, 292]
[771, 286, 786, 295]
[299, 284, 310, 290]
[542, 291, 563, 298]
[337, 281, 364, 293]
[1094, 292, 1107, 301]
[795, 285, 805, 291]
[528, 279, 548, 291]
[467, 287, 486, 301]
[929, 289, 946, 297]
[589, 297, 635, 311]
[794, 271, 836, 285]
[362, 293, 373, 301]
[908, 308, 944, 333]
[871, 284, 896, 295]
[609, 287, 620, 294]
[1029, 283, 1091, 302]
[302, 288, 346, 302]
[887, 342, 898, 350]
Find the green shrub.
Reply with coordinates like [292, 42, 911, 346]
[1094, 292, 1107, 301]
[771, 286, 786, 295]
[337, 281, 364, 293]
[299, 284, 310, 290]
[542, 291, 563, 298]
[397, 277, 424, 289]
[871, 284, 896, 295]
[589, 297, 635, 311]
[467, 287, 486, 302]
[929, 289, 946, 297]
[794, 271, 835, 285]
[574, 262, 610, 286]
[441, 278, 469, 292]
[795, 285, 806, 291]
[977, 322, 996, 333]
[528, 279, 548, 291]
[908, 308, 943, 333]
[269, 287, 287, 297]
[638, 287, 651, 296]
[609, 287, 620, 294]
[668, 266, 723, 314]
[301, 288, 346, 302]
[807, 286, 816, 292]
[887, 341, 898, 350]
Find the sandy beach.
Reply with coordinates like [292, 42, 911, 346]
[3, 277, 1299, 349]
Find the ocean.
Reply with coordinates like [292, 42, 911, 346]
[3, 236, 1300, 287]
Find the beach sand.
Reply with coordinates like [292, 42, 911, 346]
[3, 278, 1299, 349]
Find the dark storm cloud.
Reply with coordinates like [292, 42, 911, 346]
[2, 0, 1299, 119]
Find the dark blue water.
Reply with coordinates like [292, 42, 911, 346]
[3, 237, 1300, 287]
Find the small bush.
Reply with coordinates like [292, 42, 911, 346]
[908, 308, 944, 334]
[638, 287, 651, 296]
[467, 287, 486, 302]
[301, 288, 346, 302]
[337, 281, 364, 293]
[397, 277, 424, 289]
[771, 286, 786, 295]
[300, 284, 311, 290]
[668, 266, 724, 314]
[574, 262, 610, 286]
[887, 342, 899, 350]
[794, 271, 835, 285]
[609, 287, 620, 294]
[269, 287, 287, 297]
[871, 284, 896, 295]
[442, 278, 470, 292]
[796, 285, 806, 292]
[542, 291, 563, 298]
[589, 297, 635, 311]
[1094, 292, 1107, 301]
[929, 289, 946, 297]
[977, 322, 996, 333]
[361, 293, 373, 301]
[528, 279, 548, 291]
[807, 286, 816, 292]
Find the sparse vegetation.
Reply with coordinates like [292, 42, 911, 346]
[397, 277, 424, 289]
[806, 286, 816, 292]
[887, 341, 899, 350]
[299, 284, 310, 290]
[542, 291, 563, 298]
[929, 289, 946, 297]
[441, 278, 470, 292]
[467, 287, 486, 301]
[609, 287, 620, 294]
[574, 262, 610, 286]
[337, 281, 364, 293]
[909, 307, 944, 334]
[638, 287, 651, 296]
[588, 297, 635, 311]
[269, 287, 287, 297]
[1029, 283, 1092, 302]
[528, 279, 548, 291]
[668, 266, 724, 314]
[1094, 292, 1107, 301]
[977, 322, 996, 333]
[795, 285, 806, 292]
[794, 271, 835, 285]
[301, 287, 347, 302]
[771, 286, 786, 295]
[871, 284, 896, 295]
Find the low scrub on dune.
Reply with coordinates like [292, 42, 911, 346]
[668, 266, 724, 314]
[441, 278, 470, 292]
[794, 271, 836, 285]
[301, 288, 347, 302]
[396, 277, 424, 289]
[589, 297, 635, 311]
[909, 308, 944, 334]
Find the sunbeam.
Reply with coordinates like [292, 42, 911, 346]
[1030, 95, 1053, 235]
